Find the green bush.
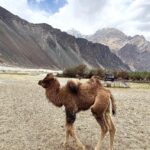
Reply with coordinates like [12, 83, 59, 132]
[113, 71, 129, 80]
[62, 65, 105, 79]
[146, 73, 150, 81]
[113, 71, 150, 81]
[88, 69, 105, 79]
[63, 64, 87, 78]
[128, 71, 150, 81]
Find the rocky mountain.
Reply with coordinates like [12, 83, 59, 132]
[117, 35, 150, 71]
[68, 28, 150, 71]
[87, 28, 129, 53]
[128, 35, 150, 53]
[0, 6, 129, 70]
[88, 28, 150, 71]
[118, 43, 150, 71]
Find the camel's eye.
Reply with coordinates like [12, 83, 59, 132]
[43, 78, 55, 84]
[43, 79, 50, 84]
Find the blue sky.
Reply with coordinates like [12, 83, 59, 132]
[28, 0, 67, 13]
[0, 0, 150, 40]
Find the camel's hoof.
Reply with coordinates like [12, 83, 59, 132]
[94, 147, 98, 150]
[62, 141, 67, 147]
[79, 145, 86, 150]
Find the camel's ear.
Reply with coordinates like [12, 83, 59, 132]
[46, 73, 54, 78]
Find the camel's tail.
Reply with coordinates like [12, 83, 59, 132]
[110, 94, 116, 116]
[67, 80, 79, 94]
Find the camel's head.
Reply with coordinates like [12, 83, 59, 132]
[38, 73, 55, 89]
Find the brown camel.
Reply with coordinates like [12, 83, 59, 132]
[38, 73, 116, 150]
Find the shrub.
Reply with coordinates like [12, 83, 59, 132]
[62, 65, 105, 79]
[88, 69, 105, 79]
[0, 60, 3, 63]
[117, 71, 129, 80]
[146, 73, 150, 81]
[128, 71, 150, 81]
[63, 64, 87, 78]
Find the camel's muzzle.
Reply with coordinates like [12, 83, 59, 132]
[38, 80, 43, 86]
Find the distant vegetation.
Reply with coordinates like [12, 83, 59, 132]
[113, 70, 150, 81]
[57, 64, 150, 82]
[0, 59, 4, 63]
[58, 64, 105, 79]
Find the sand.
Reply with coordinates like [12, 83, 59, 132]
[0, 74, 150, 150]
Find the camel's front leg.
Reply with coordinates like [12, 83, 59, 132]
[64, 109, 85, 150]
[63, 125, 69, 147]
[65, 123, 85, 150]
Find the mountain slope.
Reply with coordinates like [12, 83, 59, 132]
[118, 43, 150, 71]
[68, 28, 150, 71]
[0, 6, 129, 70]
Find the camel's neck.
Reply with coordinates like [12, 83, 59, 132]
[45, 80, 63, 107]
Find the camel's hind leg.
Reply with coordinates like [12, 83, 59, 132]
[91, 108, 109, 150]
[105, 113, 116, 150]
[63, 109, 85, 150]
[94, 114, 108, 150]
[91, 94, 110, 150]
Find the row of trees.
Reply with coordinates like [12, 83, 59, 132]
[58, 64, 150, 81]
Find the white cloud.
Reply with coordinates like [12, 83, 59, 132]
[0, 0, 49, 23]
[47, 0, 109, 34]
[0, 0, 150, 40]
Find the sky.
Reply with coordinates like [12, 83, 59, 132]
[0, 0, 150, 40]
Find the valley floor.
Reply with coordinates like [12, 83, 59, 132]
[0, 74, 150, 150]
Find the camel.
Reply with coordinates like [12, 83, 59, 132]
[38, 73, 116, 150]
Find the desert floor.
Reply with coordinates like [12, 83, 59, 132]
[0, 73, 150, 150]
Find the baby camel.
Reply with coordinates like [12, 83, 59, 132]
[38, 73, 116, 150]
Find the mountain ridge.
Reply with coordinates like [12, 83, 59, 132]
[68, 28, 150, 71]
[0, 6, 129, 70]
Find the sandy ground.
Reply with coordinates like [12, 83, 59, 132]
[0, 74, 150, 150]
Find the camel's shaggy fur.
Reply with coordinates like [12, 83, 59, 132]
[38, 73, 116, 150]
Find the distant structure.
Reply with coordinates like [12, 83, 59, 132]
[104, 73, 115, 82]
[104, 73, 129, 88]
